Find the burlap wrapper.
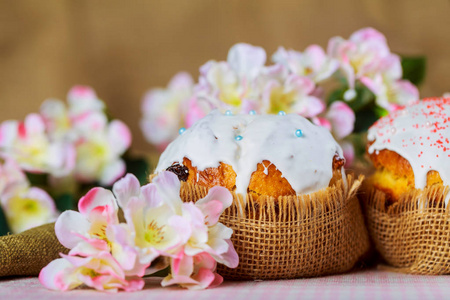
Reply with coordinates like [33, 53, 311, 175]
[172, 174, 370, 280]
[0, 223, 68, 277]
[362, 183, 450, 275]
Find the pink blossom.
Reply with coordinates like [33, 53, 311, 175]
[260, 66, 326, 117]
[39, 252, 144, 292]
[0, 113, 75, 176]
[67, 85, 105, 116]
[116, 172, 191, 266]
[360, 75, 419, 111]
[74, 120, 131, 186]
[182, 186, 238, 268]
[118, 171, 238, 283]
[327, 27, 419, 110]
[324, 101, 355, 140]
[193, 43, 266, 114]
[41, 171, 238, 292]
[140, 72, 194, 150]
[272, 45, 339, 83]
[339, 140, 355, 168]
[40, 86, 132, 184]
[0, 158, 28, 198]
[55, 187, 119, 251]
[184, 97, 209, 128]
[58, 187, 148, 277]
[312, 116, 332, 131]
[312, 101, 355, 165]
[1, 186, 58, 234]
[161, 251, 223, 290]
[328, 28, 392, 87]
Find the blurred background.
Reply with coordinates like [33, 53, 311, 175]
[0, 0, 449, 154]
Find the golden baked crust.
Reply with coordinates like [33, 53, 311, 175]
[367, 145, 443, 201]
[166, 155, 345, 199]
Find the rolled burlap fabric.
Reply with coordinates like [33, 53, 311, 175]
[174, 174, 370, 280]
[0, 223, 68, 277]
[362, 184, 450, 275]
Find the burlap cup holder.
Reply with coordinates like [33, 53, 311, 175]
[153, 174, 370, 280]
[361, 183, 450, 275]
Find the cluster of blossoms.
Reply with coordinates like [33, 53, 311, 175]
[0, 86, 131, 185]
[141, 28, 419, 165]
[0, 159, 58, 233]
[0, 86, 131, 233]
[39, 171, 238, 292]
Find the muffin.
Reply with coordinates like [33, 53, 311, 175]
[155, 110, 346, 199]
[153, 110, 369, 280]
[363, 97, 450, 274]
[366, 97, 450, 203]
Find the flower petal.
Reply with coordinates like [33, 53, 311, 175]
[112, 173, 141, 208]
[195, 186, 232, 225]
[152, 171, 182, 214]
[168, 72, 194, 90]
[218, 239, 239, 268]
[55, 210, 91, 249]
[99, 159, 126, 187]
[39, 258, 77, 291]
[340, 140, 355, 168]
[227, 43, 266, 80]
[107, 120, 132, 156]
[326, 101, 355, 140]
[78, 187, 117, 217]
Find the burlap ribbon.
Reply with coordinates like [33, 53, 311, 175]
[0, 223, 68, 277]
[362, 184, 450, 275]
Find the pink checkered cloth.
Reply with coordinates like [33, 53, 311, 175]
[0, 268, 447, 299]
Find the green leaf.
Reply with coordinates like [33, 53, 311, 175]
[125, 156, 150, 185]
[26, 172, 48, 187]
[0, 205, 10, 236]
[347, 84, 376, 112]
[328, 83, 376, 113]
[374, 106, 389, 118]
[143, 266, 170, 278]
[401, 56, 426, 86]
[353, 103, 380, 133]
[54, 193, 76, 212]
[327, 87, 346, 104]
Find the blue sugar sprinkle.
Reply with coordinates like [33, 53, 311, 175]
[225, 110, 233, 116]
[235, 135, 243, 141]
[178, 127, 186, 135]
[295, 129, 303, 137]
[249, 110, 256, 115]
[278, 111, 286, 116]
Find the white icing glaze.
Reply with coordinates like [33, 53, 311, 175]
[155, 110, 344, 197]
[367, 98, 450, 204]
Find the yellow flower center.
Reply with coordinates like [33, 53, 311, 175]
[9, 197, 44, 215]
[14, 137, 48, 167]
[80, 268, 101, 278]
[269, 87, 296, 114]
[91, 223, 107, 240]
[144, 220, 164, 245]
[6, 195, 50, 233]
[220, 85, 243, 107]
[304, 67, 313, 76]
